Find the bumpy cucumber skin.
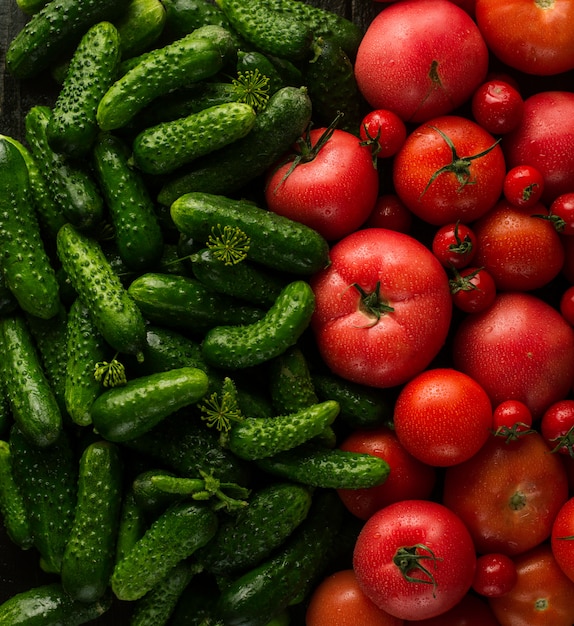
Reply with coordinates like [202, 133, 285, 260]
[93, 132, 164, 271]
[61, 441, 123, 603]
[0, 137, 61, 320]
[56, 222, 148, 360]
[96, 25, 236, 130]
[90, 366, 209, 442]
[228, 400, 339, 460]
[269, 345, 318, 414]
[158, 86, 312, 202]
[170, 193, 330, 275]
[115, 0, 167, 59]
[236, 50, 286, 95]
[132, 101, 256, 175]
[5, 0, 131, 78]
[47, 22, 122, 158]
[115, 488, 147, 565]
[1, 316, 62, 448]
[163, 0, 235, 37]
[201, 280, 316, 370]
[111, 501, 218, 601]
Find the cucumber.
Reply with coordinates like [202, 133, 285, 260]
[115, 0, 167, 59]
[1, 315, 62, 448]
[201, 280, 316, 370]
[157, 85, 312, 202]
[56, 222, 148, 360]
[25, 106, 105, 232]
[0, 136, 61, 320]
[269, 344, 319, 414]
[46, 22, 122, 159]
[170, 192, 330, 275]
[115, 487, 147, 565]
[96, 25, 237, 130]
[228, 400, 339, 460]
[169, 574, 221, 626]
[90, 366, 209, 442]
[163, 0, 236, 37]
[256, 443, 391, 490]
[5, 0, 131, 78]
[132, 468, 179, 514]
[16, 0, 49, 15]
[236, 50, 285, 95]
[111, 501, 218, 601]
[92, 132, 164, 271]
[132, 101, 256, 175]
[61, 440, 123, 603]
[0, 583, 111, 625]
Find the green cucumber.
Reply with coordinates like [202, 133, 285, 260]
[90, 366, 209, 442]
[16, 0, 49, 15]
[201, 280, 316, 370]
[163, 0, 236, 37]
[0, 136, 61, 320]
[92, 132, 164, 271]
[269, 344, 318, 414]
[170, 192, 330, 275]
[5, 0, 131, 78]
[115, 487, 147, 565]
[169, 574, 221, 626]
[111, 501, 218, 601]
[56, 222, 148, 360]
[157, 85, 312, 202]
[228, 400, 339, 460]
[132, 468, 179, 514]
[46, 21, 122, 158]
[115, 0, 167, 59]
[236, 50, 285, 95]
[97, 25, 237, 130]
[61, 440, 123, 603]
[132, 101, 256, 175]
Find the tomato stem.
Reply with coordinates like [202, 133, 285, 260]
[393, 544, 442, 598]
[352, 281, 394, 326]
[548, 424, 574, 457]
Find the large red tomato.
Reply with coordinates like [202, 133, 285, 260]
[442, 432, 569, 556]
[354, 0, 488, 123]
[404, 593, 500, 626]
[475, 0, 574, 75]
[452, 292, 574, 418]
[393, 116, 506, 225]
[310, 228, 452, 389]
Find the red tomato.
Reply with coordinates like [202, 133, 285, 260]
[475, 0, 574, 76]
[393, 368, 492, 467]
[491, 399, 534, 441]
[551, 497, 574, 584]
[359, 109, 407, 159]
[364, 194, 413, 233]
[540, 400, 574, 456]
[442, 432, 569, 556]
[353, 500, 476, 621]
[305, 569, 404, 626]
[502, 164, 545, 209]
[431, 222, 477, 269]
[449, 266, 497, 314]
[264, 127, 378, 241]
[560, 285, 574, 325]
[310, 228, 452, 389]
[393, 116, 506, 225]
[549, 192, 574, 235]
[488, 545, 574, 626]
[337, 427, 436, 520]
[471, 199, 565, 292]
[354, 0, 488, 123]
[452, 292, 574, 418]
[403, 593, 500, 626]
[472, 553, 518, 598]
[471, 79, 524, 135]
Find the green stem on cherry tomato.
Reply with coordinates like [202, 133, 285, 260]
[492, 422, 536, 442]
[448, 266, 483, 294]
[393, 544, 442, 598]
[532, 212, 567, 233]
[352, 281, 394, 327]
[548, 425, 574, 457]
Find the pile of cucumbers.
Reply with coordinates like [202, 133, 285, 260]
[0, 0, 390, 624]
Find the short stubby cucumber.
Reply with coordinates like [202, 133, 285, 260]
[201, 280, 316, 370]
[115, 0, 167, 59]
[132, 101, 256, 175]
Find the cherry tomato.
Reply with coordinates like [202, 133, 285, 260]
[541, 400, 574, 456]
[359, 109, 407, 159]
[393, 368, 492, 467]
[471, 78, 524, 135]
[502, 164, 545, 209]
[551, 497, 574, 585]
[449, 266, 496, 314]
[364, 194, 413, 233]
[431, 222, 477, 269]
[560, 285, 574, 325]
[549, 193, 574, 235]
[353, 500, 477, 621]
[472, 553, 518, 598]
[491, 399, 534, 441]
[403, 593, 500, 626]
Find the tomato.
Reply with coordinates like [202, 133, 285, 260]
[364, 194, 413, 233]
[472, 553, 518, 598]
[560, 285, 574, 325]
[310, 228, 452, 389]
[449, 266, 497, 314]
[305, 569, 404, 626]
[393, 116, 506, 225]
[488, 545, 574, 626]
[264, 127, 379, 241]
[359, 109, 407, 159]
[503, 91, 574, 205]
[491, 399, 534, 441]
[431, 222, 477, 269]
[403, 593, 500, 626]
[551, 497, 574, 584]
[540, 399, 574, 456]
[353, 500, 476, 621]
[475, 0, 574, 76]
[502, 164, 545, 209]
[452, 292, 574, 418]
[549, 193, 574, 235]
[337, 427, 436, 520]
[354, 0, 488, 123]
[471, 199, 565, 292]
[442, 432, 569, 556]
[471, 79, 524, 135]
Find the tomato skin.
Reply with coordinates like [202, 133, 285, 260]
[310, 228, 452, 389]
[488, 544, 574, 626]
[502, 164, 545, 209]
[560, 285, 574, 325]
[393, 116, 506, 225]
[353, 500, 477, 621]
[359, 109, 407, 159]
[432, 222, 477, 269]
[492, 399, 533, 441]
[472, 553, 518, 598]
[452, 292, 574, 418]
[337, 427, 436, 520]
[364, 194, 413, 233]
[305, 569, 404, 626]
[403, 593, 500, 626]
[449, 266, 496, 314]
[393, 368, 492, 467]
[549, 193, 574, 235]
[471, 79, 524, 135]
[354, 0, 488, 123]
[442, 432, 569, 557]
[540, 400, 574, 456]
[551, 497, 574, 584]
[264, 128, 379, 241]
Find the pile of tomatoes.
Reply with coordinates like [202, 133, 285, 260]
[265, 0, 574, 624]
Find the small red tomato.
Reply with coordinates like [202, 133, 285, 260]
[432, 222, 477, 269]
[560, 285, 574, 325]
[449, 266, 497, 313]
[471, 79, 524, 135]
[541, 399, 574, 456]
[472, 553, 518, 598]
[364, 194, 413, 233]
[503, 164, 545, 209]
[359, 109, 407, 159]
[492, 399, 534, 441]
[549, 193, 574, 235]
[551, 497, 574, 585]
